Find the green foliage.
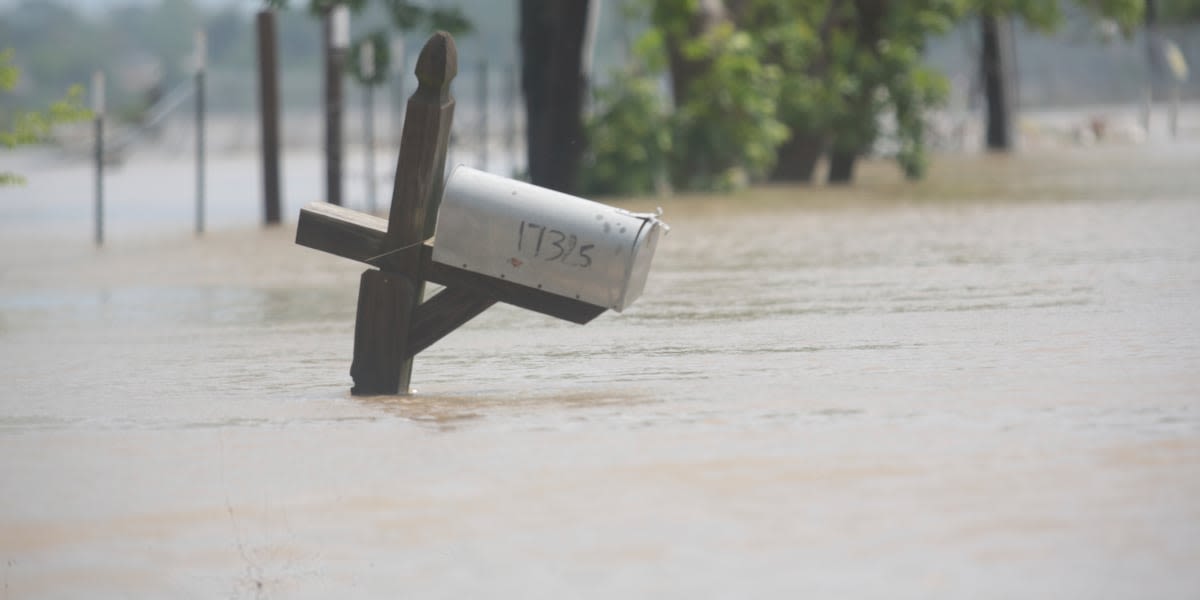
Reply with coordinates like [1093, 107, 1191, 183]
[585, 1, 788, 194]
[307, 0, 369, 14]
[668, 23, 787, 191]
[873, 3, 960, 179]
[381, 1, 473, 35]
[1, 49, 91, 185]
[739, 0, 962, 181]
[582, 70, 671, 196]
[970, 0, 1144, 33]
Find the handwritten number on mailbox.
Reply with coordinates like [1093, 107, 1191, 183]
[517, 221, 593, 268]
[545, 230, 567, 261]
[577, 244, 594, 268]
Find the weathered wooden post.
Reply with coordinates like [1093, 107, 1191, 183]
[296, 32, 667, 396]
[324, 4, 349, 206]
[352, 32, 457, 394]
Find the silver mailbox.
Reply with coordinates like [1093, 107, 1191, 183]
[432, 166, 667, 311]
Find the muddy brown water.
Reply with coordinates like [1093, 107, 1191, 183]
[1, 147, 1198, 598]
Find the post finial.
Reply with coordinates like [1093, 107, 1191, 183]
[415, 31, 457, 93]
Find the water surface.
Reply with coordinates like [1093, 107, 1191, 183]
[1, 147, 1198, 598]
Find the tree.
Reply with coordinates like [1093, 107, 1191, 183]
[1, 49, 90, 185]
[581, 0, 785, 194]
[653, 0, 787, 190]
[520, 0, 591, 195]
[822, 1, 964, 182]
[582, 0, 957, 192]
[968, 0, 1143, 151]
[740, 1, 843, 183]
[736, 0, 961, 183]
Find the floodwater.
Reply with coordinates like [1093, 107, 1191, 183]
[1, 144, 1199, 598]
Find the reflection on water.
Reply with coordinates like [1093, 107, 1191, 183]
[1, 148, 1199, 597]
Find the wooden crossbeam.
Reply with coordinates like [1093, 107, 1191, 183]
[296, 202, 605, 325]
[406, 287, 495, 358]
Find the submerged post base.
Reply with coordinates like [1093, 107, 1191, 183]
[350, 269, 416, 395]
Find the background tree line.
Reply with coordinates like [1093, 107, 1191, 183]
[3, 0, 1199, 195]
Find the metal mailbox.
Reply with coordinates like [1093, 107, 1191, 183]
[432, 166, 668, 311]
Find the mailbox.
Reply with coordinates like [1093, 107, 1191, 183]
[432, 166, 668, 311]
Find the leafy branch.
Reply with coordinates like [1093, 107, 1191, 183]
[1, 49, 92, 186]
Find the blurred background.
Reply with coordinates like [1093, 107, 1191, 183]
[1, 0, 1196, 212]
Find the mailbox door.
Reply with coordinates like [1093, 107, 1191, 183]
[432, 167, 659, 311]
[615, 214, 664, 310]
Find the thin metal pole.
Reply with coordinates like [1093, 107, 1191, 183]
[1169, 85, 1179, 139]
[95, 116, 104, 246]
[364, 85, 376, 213]
[195, 31, 207, 235]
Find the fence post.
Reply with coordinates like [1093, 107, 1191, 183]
[362, 41, 377, 213]
[505, 63, 518, 176]
[256, 10, 282, 225]
[93, 71, 105, 247]
[478, 59, 488, 172]
[194, 30, 207, 235]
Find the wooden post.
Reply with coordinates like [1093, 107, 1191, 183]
[324, 6, 349, 206]
[256, 10, 282, 225]
[352, 31, 458, 395]
[350, 270, 414, 394]
[294, 32, 609, 396]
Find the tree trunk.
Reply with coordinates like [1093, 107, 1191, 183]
[761, 1, 845, 183]
[827, 148, 856, 184]
[662, 0, 729, 187]
[520, 0, 590, 194]
[825, 0, 886, 185]
[769, 132, 824, 182]
[664, 0, 727, 110]
[981, 13, 1014, 151]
